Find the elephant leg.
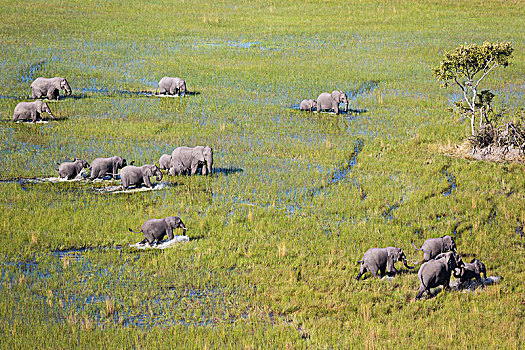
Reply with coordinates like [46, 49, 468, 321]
[31, 111, 37, 123]
[333, 103, 339, 114]
[190, 160, 199, 175]
[47, 91, 55, 100]
[415, 285, 426, 300]
[143, 176, 151, 188]
[356, 264, 367, 280]
[369, 266, 380, 277]
[32, 90, 38, 99]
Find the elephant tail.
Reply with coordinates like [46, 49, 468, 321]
[128, 228, 143, 234]
[411, 241, 423, 251]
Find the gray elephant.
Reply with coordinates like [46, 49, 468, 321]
[129, 216, 187, 245]
[412, 235, 457, 263]
[120, 164, 163, 189]
[31, 77, 72, 100]
[13, 100, 55, 122]
[454, 258, 486, 283]
[157, 76, 186, 96]
[316, 90, 348, 114]
[355, 247, 414, 280]
[415, 252, 464, 299]
[57, 158, 89, 179]
[158, 154, 172, 170]
[169, 146, 213, 176]
[89, 156, 127, 180]
[299, 99, 317, 111]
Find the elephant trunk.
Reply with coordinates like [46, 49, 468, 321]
[403, 259, 414, 269]
[155, 169, 163, 182]
[344, 102, 348, 112]
[63, 80, 72, 96]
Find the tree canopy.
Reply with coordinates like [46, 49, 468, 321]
[433, 42, 513, 135]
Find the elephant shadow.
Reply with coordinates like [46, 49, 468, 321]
[60, 93, 92, 101]
[184, 91, 200, 96]
[213, 167, 244, 176]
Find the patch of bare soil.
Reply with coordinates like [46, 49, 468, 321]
[433, 140, 525, 163]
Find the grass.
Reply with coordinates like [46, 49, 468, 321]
[1, 0, 525, 348]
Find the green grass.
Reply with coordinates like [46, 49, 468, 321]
[1, 0, 525, 348]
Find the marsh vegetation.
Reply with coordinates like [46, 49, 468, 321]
[1, 0, 524, 348]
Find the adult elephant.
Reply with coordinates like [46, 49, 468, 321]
[412, 235, 457, 263]
[356, 247, 413, 280]
[120, 164, 163, 189]
[31, 77, 72, 100]
[89, 156, 127, 180]
[129, 216, 187, 245]
[316, 90, 348, 114]
[157, 76, 186, 96]
[13, 100, 55, 122]
[170, 146, 213, 176]
[415, 252, 464, 299]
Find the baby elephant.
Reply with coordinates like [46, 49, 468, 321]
[415, 252, 464, 299]
[120, 164, 163, 189]
[454, 258, 486, 283]
[412, 235, 457, 263]
[299, 99, 317, 111]
[129, 216, 187, 245]
[158, 154, 172, 171]
[13, 100, 55, 122]
[57, 158, 89, 179]
[356, 247, 413, 280]
[157, 76, 186, 96]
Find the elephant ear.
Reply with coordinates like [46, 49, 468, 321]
[194, 150, 205, 162]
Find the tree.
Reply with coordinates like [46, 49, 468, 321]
[433, 42, 513, 135]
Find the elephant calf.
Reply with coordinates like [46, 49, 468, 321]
[158, 154, 172, 171]
[89, 156, 127, 180]
[31, 77, 72, 100]
[13, 101, 55, 122]
[120, 164, 162, 189]
[454, 258, 486, 283]
[415, 252, 464, 299]
[356, 247, 413, 280]
[129, 216, 187, 245]
[412, 235, 457, 263]
[299, 99, 317, 111]
[57, 158, 89, 179]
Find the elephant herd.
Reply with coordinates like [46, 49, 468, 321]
[299, 90, 349, 114]
[57, 145, 213, 189]
[356, 235, 487, 299]
[11, 76, 187, 122]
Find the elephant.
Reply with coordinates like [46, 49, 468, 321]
[57, 158, 89, 179]
[355, 247, 414, 280]
[89, 156, 127, 180]
[316, 90, 348, 114]
[412, 235, 457, 263]
[299, 99, 317, 111]
[13, 100, 55, 122]
[120, 164, 163, 189]
[454, 258, 486, 283]
[129, 216, 187, 245]
[415, 252, 464, 299]
[169, 146, 213, 176]
[31, 77, 72, 100]
[158, 154, 172, 170]
[157, 76, 186, 96]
